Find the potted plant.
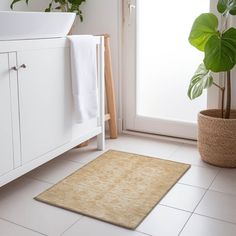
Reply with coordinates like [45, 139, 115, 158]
[10, 0, 86, 21]
[188, 0, 236, 167]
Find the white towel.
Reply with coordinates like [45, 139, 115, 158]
[68, 35, 98, 123]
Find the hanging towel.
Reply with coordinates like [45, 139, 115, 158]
[68, 35, 98, 123]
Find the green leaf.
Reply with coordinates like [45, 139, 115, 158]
[10, 0, 23, 9]
[189, 13, 219, 51]
[204, 27, 236, 72]
[217, 0, 236, 15]
[10, 0, 30, 9]
[188, 64, 213, 100]
[230, 3, 236, 15]
[217, 0, 229, 13]
[11, 0, 86, 21]
[222, 27, 236, 58]
[45, 2, 53, 12]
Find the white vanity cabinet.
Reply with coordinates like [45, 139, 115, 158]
[17, 47, 72, 164]
[0, 53, 14, 176]
[0, 37, 105, 187]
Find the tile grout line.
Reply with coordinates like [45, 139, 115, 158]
[135, 229, 153, 236]
[64, 159, 89, 165]
[186, 163, 220, 169]
[158, 204, 193, 214]
[205, 188, 236, 198]
[194, 212, 236, 226]
[207, 168, 222, 190]
[136, 204, 193, 236]
[24, 175, 54, 185]
[177, 182, 207, 190]
[60, 216, 85, 236]
[166, 147, 222, 170]
[0, 216, 48, 236]
[166, 143, 185, 159]
[24, 159, 87, 185]
[62, 156, 99, 165]
[59, 216, 154, 236]
[177, 166, 221, 235]
[39, 155, 90, 167]
[163, 142, 222, 170]
[55, 157, 88, 166]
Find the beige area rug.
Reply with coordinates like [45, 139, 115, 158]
[35, 150, 190, 229]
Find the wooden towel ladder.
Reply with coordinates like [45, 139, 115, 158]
[103, 34, 118, 139]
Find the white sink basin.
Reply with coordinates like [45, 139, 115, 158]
[0, 11, 76, 41]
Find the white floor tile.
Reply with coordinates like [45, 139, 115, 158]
[180, 214, 236, 236]
[26, 157, 84, 184]
[62, 217, 147, 236]
[105, 134, 182, 159]
[62, 134, 181, 165]
[178, 165, 219, 189]
[195, 190, 236, 224]
[0, 177, 81, 236]
[160, 183, 206, 212]
[62, 145, 105, 164]
[210, 169, 236, 196]
[137, 205, 191, 236]
[0, 219, 44, 236]
[168, 144, 210, 167]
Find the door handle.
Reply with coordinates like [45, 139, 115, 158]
[11, 64, 27, 71]
[128, 2, 136, 16]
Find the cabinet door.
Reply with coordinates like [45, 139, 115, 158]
[17, 47, 72, 164]
[0, 53, 14, 175]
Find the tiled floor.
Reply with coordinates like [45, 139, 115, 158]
[0, 134, 236, 236]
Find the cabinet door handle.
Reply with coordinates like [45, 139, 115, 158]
[11, 64, 27, 71]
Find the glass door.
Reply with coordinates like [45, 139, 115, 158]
[123, 0, 218, 139]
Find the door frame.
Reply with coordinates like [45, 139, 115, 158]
[122, 0, 221, 140]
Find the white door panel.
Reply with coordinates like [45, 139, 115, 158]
[123, 0, 219, 139]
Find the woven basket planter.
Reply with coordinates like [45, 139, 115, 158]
[198, 109, 236, 167]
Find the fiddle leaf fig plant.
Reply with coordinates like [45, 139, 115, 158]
[188, 64, 213, 99]
[188, 0, 236, 119]
[10, 0, 86, 21]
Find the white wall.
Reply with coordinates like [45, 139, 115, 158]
[0, 1, 16, 10]
[0, 1, 19, 10]
[0, 0, 50, 11]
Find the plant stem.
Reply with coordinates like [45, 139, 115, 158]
[213, 82, 224, 90]
[66, 1, 70, 12]
[219, 11, 229, 119]
[213, 81, 225, 118]
[224, 71, 231, 119]
[220, 15, 227, 35]
[60, 4, 66, 12]
[221, 86, 225, 118]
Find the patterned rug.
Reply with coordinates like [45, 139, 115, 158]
[35, 150, 190, 229]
